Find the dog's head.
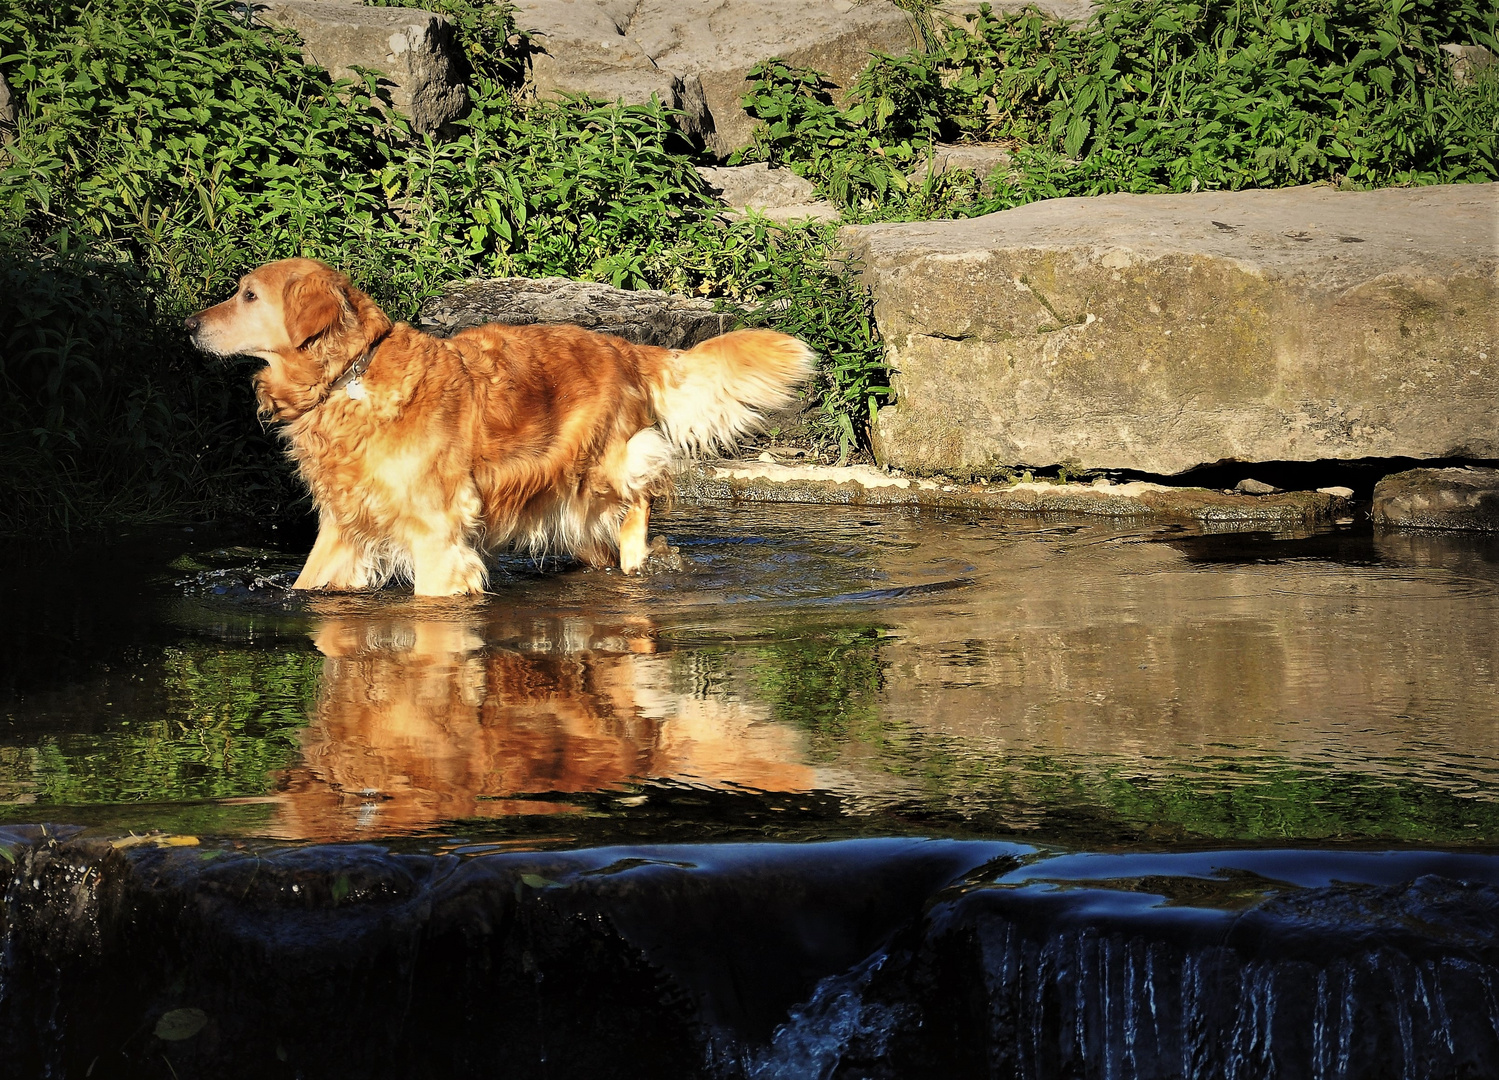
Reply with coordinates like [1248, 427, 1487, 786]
[185, 258, 393, 421]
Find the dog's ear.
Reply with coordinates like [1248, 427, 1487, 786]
[282, 269, 347, 350]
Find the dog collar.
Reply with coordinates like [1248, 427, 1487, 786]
[328, 331, 389, 401]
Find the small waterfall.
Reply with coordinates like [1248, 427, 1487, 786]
[738, 861, 1499, 1080]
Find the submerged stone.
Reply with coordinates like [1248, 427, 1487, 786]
[1373, 466, 1499, 532]
[680, 460, 1349, 527]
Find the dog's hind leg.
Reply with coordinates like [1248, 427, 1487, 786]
[618, 498, 651, 575]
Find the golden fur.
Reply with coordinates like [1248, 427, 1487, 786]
[186, 258, 813, 595]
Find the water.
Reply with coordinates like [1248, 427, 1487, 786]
[4, 505, 1499, 1077]
[4, 504, 1496, 848]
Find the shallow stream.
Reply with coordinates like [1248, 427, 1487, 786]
[3, 504, 1498, 1077]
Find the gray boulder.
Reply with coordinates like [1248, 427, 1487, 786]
[695, 163, 839, 223]
[514, 0, 692, 123]
[908, 142, 1013, 192]
[935, 1, 1098, 24]
[1441, 43, 1495, 85]
[841, 182, 1498, 476]
[417, 277, 735, 350]
[513, 0, 917, 157]
[1373, 467, 1499, 532]
[257, 1, 468, 132]
[0, 71, 14, 144]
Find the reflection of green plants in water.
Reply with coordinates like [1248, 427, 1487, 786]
[1087, 763, 1499, 845]
[882, 739, 1499, 846]
[746, 626, 899, 765]
[18, 645, 319, 807]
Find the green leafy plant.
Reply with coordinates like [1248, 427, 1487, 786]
[739, 0, 1497, 221]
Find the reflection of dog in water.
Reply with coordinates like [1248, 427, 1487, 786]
[186, 258, 813, 594]
[271, 614, 815, 840]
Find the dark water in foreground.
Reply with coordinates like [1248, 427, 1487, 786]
[4, 504, 1497, 848]
[3, 505, 1498, 1078]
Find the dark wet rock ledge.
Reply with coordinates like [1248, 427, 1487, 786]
[2, 829, 1497, 1079]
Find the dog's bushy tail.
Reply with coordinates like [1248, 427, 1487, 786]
[650, 328, 816, 454]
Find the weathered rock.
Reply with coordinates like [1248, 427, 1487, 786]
[909, 142, 1012, 191]
[841, 183, 1499, 476]
[515, 0, 692, 120]
[679, 460, 1350, 527]
[1235, 478, 1279, 495]
[417, 276, 736, 349]
[935, 0, 1098, 22]
[1372, 466, 1499, 532]
[0, 71, 15, 144]
[1441, 42, 1496, 84]
[513, 0, 918, 157]
[0, 827, 1003, 1078]
[695, 163, 840, 223]
[258, 1, 467, 132]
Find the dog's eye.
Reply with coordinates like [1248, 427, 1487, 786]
[242, 289, 257, 302]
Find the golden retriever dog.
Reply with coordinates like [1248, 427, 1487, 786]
[186, 258, 813, 595]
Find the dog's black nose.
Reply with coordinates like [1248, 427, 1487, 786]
[184, 314, 201, 334]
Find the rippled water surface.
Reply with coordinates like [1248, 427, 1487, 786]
[4, 504, 1497, 849]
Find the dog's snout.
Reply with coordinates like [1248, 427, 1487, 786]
[184, 313, 202, 335]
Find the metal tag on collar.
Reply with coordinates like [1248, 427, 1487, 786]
[345, 377, 367, 400]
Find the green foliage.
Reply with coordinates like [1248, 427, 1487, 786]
[0, 0, 885, 532]
[959, 0, 1499, 197]
[739, 0, 1498, 219]
[736, 56, 987, 222]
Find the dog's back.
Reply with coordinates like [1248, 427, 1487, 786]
[450, 322, 814, 567]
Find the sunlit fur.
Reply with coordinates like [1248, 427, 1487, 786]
[187, 258, 814, 595]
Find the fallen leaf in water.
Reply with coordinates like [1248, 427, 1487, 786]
[110, 833, 200, 849]
[154, 1008, 208, 1041]
[519, 873, 561, 890]
[0, 846, 14, 864]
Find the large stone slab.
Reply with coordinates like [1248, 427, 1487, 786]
[1373, 466, 1499, 531]
[513, 0, 917, 157]
[417, 276, 735, 349]
[679, 461, 1350, 528]
[842, 183, 1499, 476]
[258, 0, 468, 132]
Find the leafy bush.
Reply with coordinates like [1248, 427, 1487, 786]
[739, 0, 1498, 218]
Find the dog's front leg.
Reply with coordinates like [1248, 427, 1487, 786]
[294, 520, 371, 590]
[618, 498, 651, 575]
[410, 533, 488, 596]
